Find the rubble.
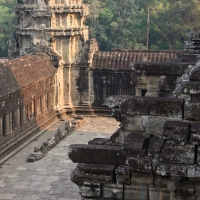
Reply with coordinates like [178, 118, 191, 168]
[27, 117, 85, 162]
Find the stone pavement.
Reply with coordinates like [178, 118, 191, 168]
[0, 117, 119, 200]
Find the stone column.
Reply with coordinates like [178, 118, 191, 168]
[63, 64, 72, 108]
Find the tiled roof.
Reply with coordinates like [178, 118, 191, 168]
[92, 50, 179, 70]
[0, 54, 56, 99]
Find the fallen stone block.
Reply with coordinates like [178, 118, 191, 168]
[121, 96, 183, 118]
[69, 144, 126, 165]
[115, 165, 131, 185]
[162, 121, 191, 145]
[160, 142, 195, 164]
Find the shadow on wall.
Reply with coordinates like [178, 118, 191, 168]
[0, 54, 57, 159]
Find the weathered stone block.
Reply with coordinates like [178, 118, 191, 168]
[160, 142, 195, 164]
[197, 148, 200, 165]
[124, 185, 148, 200]
[120, 115, 145, 132]
[71, 164, 116, 186]
[110, 128, 124, 144]
[79, 186, 101, 197]
[142, 116, 180, 137]
[162, 121, 191, 145]
[88, 138, 108, 145]
[181, 81, 200, 94]
[123, 133, 149, 157]
[149, 187, 160, 200]
[148, 137, 165, 157]
[121, 96, 183, 118]
[185, 101, 200, 121]
[69, 144, 126, 165]
[191, 122, 200, 144]
[124, 132, 149, 150]
[176, 181, 195, 195]
[128, 157, 152, 172]
[190, 66, 200, 81]
[156, 162, 187, 177]
[102, 184, 123, 199]
[131, 171, 153, 187]
[115, 165, 131, 185]
[158, 189, 171, 200]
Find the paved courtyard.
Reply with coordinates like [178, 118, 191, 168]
[0, 117, 119, 200]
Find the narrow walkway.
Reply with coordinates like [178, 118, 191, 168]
[0, 117, 119, 200]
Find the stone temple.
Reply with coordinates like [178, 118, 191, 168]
[1, 0, 200, 199]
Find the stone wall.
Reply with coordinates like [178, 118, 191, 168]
[69, 60, 200, 199]
[0, 54, 57, 159]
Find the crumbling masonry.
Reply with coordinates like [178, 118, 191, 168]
[69, 32, 200, 199]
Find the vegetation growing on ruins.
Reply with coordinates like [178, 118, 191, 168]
[0, 0, 200, 56]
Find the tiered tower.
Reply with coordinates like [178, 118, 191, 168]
[9, 0, 98, 112]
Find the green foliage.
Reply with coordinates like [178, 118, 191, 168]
[0, 0, 199, 56]
[84, 0, 200, 51]
[0, 0, 16, 57]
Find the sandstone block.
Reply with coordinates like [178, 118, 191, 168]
[142, 116, 180, 137]
[102, 184, 123, 199]
[162, 121, 191, 145]
[156, 162, 187, 177]
[88, 138, 108, 145]
[176, 181, 195, 195]
[185, 101, 200, 121]
[123, 133, 149, 157]
[71, 164, 116, 186]
[158, 189, 171, 200]
[128, 157, 152, 172]
[79, 186, 101, 197]
[115, 165, 131, 185]
[124, 185, 148, 200]
[182, 81, 200, 94]
[149, 187, 160, 200]
[120, 115, 145, 132]
[131, 171, 153, 187]
[160, 142, 195, 164]
[148, 137, 165, 157]
[69, 144, 126, 165]
[121, 96, 183, 118]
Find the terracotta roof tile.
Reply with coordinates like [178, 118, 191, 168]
[92, 50, 179, 70]
[0, 54, 56, 99]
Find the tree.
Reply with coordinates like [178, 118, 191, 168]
[0, 0, 16, 57]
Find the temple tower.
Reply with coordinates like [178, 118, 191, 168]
[9, 0, 98, 113]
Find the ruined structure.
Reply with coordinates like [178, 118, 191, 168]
[69, 31, 200, 199]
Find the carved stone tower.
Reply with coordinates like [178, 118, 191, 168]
[9, 0, 98, 112]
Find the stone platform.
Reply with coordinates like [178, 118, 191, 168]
[0, 117, 119, 200]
